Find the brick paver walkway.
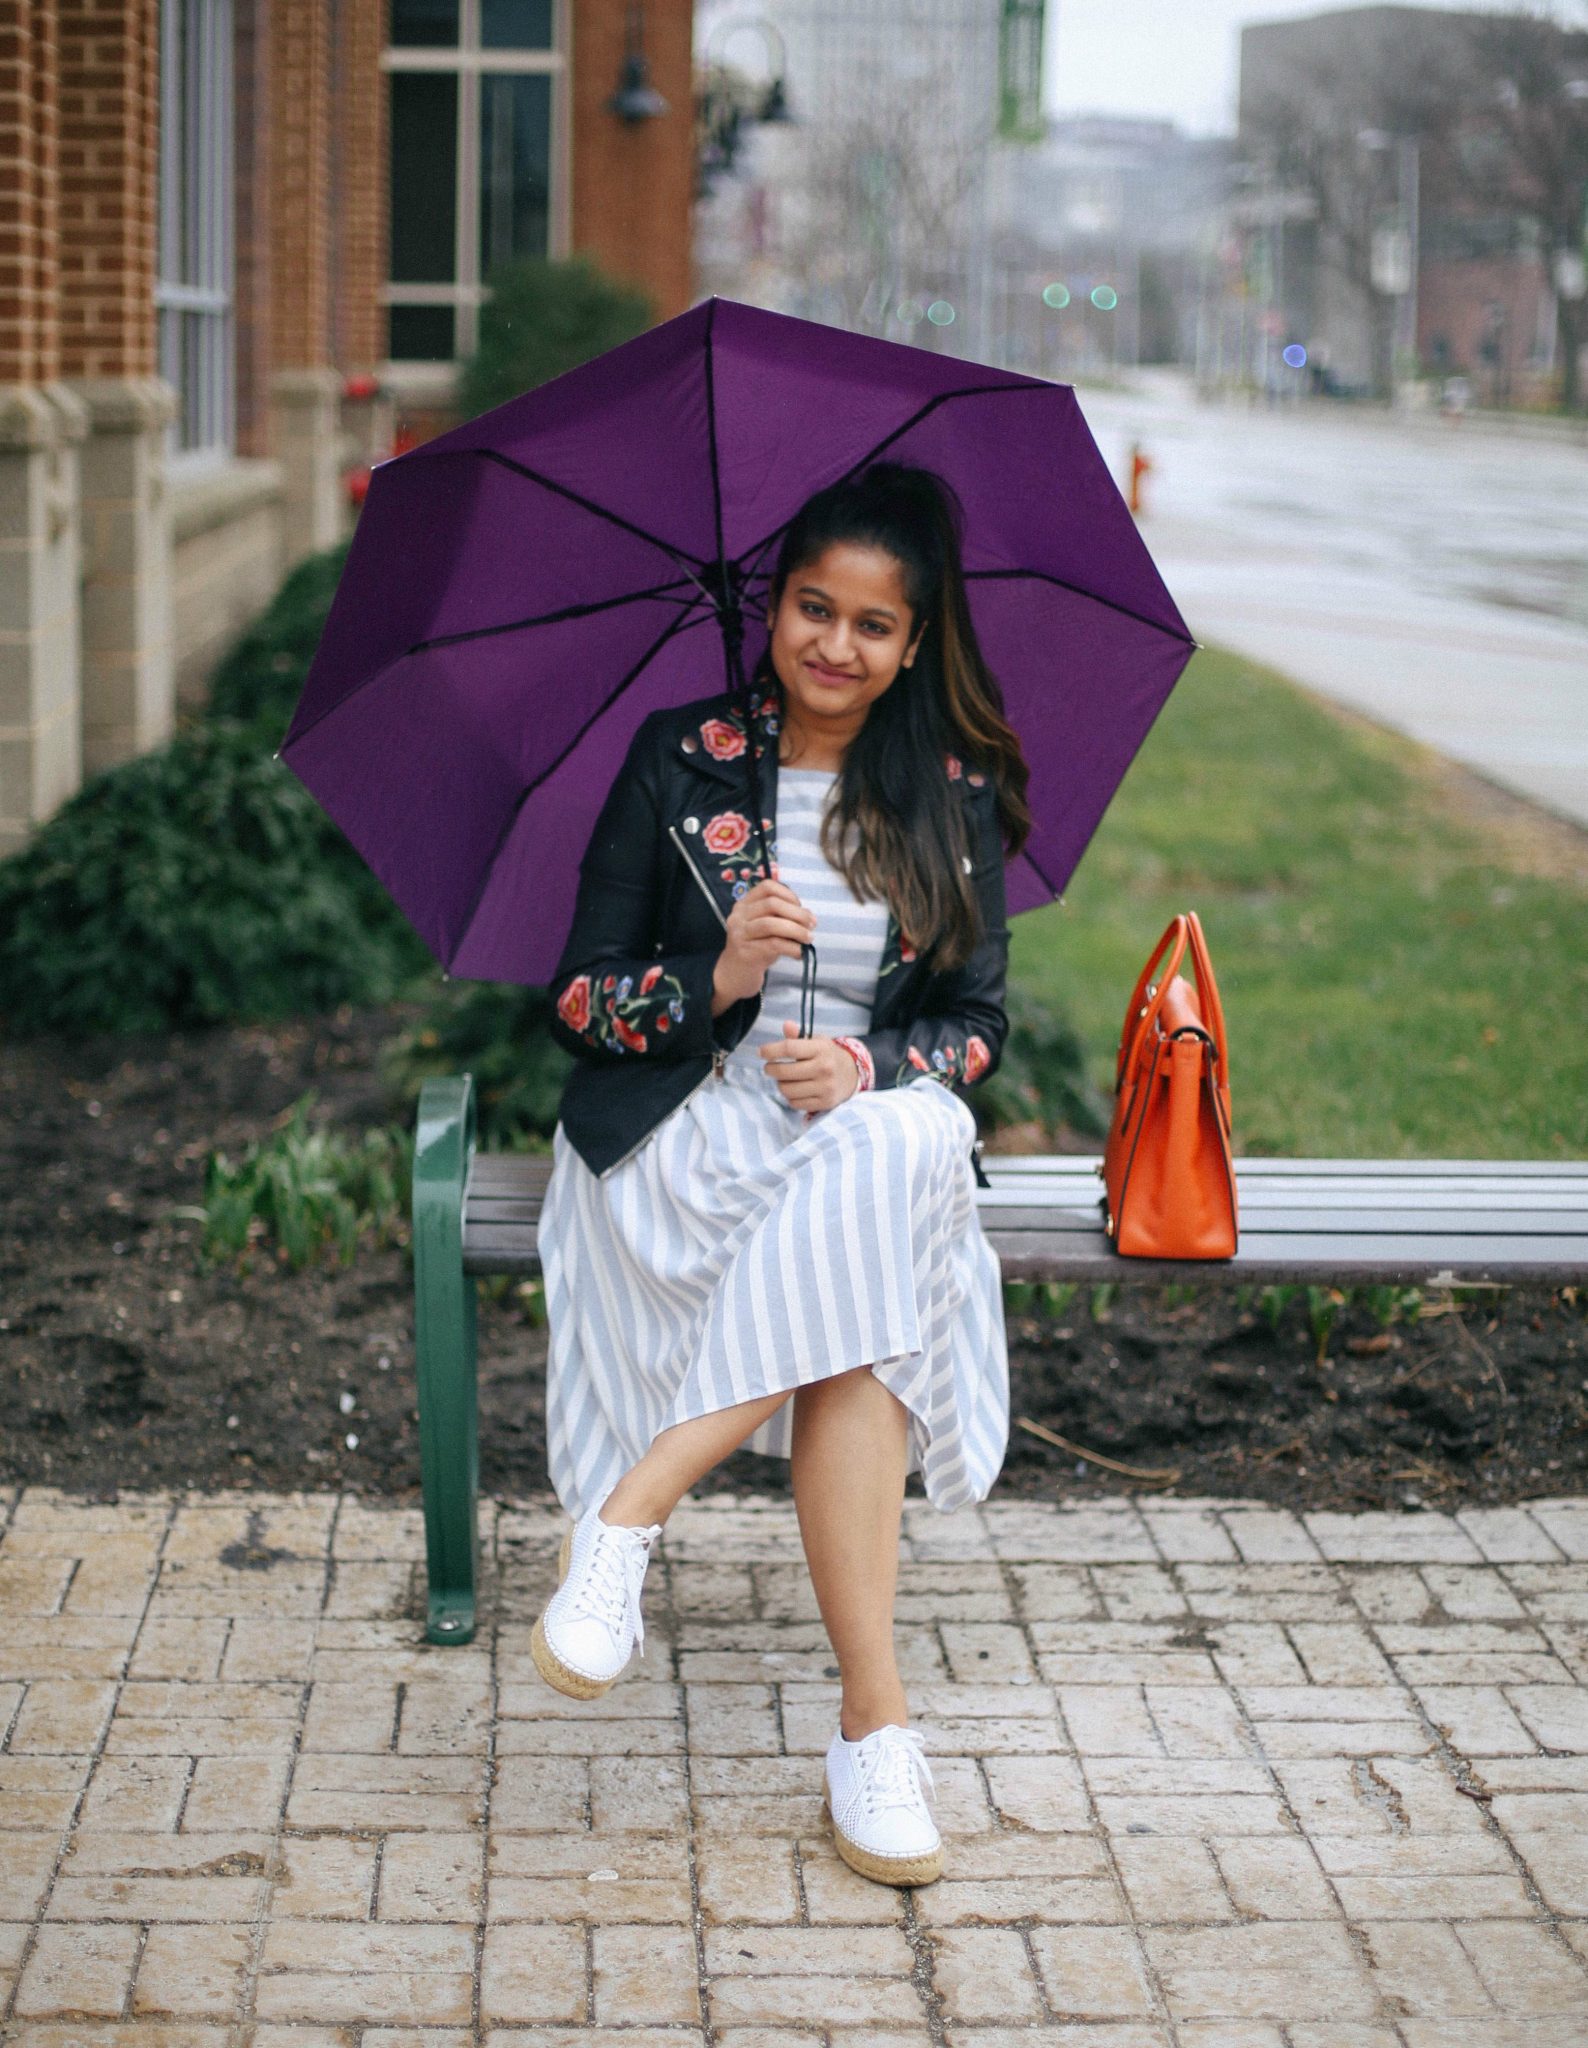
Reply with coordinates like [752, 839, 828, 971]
[2, 1486, 1587, 2045]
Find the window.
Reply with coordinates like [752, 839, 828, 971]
[156, 0, 235, 465]
[385, 0, 567, 362]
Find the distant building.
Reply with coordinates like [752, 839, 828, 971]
[1235, 3, 1583, 400]
[1, 0, 697, 854]
[986, 114, 1236, 376]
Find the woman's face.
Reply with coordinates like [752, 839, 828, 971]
[765, 541, 924, 739]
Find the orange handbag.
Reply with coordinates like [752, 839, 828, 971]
[1100, 911, 1238, 1259]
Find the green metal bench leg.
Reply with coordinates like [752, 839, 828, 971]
[414, 1073, 479, 1645]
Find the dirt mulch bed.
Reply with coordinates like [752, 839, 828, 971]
[2, 1005, 1584, 1512]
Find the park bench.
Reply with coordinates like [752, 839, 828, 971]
[411, 1071, 1588, 1644]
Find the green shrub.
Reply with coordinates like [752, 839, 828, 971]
[989, 984, 1111, 1138]
[457, 254, 654, 420]
[172, 1090, 413, 1273]
[206, 539, 353, 744]
[380, 981, 569, 1151]
[0, 719, 432, 1037]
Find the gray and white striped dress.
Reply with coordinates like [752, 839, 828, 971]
[537, 766, 1009, 1518]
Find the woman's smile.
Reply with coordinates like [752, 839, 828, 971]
[766, 541, 925, 758]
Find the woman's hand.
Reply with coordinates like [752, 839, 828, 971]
[713, 877, 817, 1012]
[760, 1019, 861, 1113]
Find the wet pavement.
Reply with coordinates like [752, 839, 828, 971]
[1077, 375, 1588, 831]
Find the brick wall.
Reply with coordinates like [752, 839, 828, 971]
[57, 0, 158, 379]
[332, 0, 386, 375]
[270, 0, 332, 369]
[0, 3, 61, 386]
[572, 0, 696, 321]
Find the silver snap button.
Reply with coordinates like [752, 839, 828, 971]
[962, 854, 973, 873]
[683, 816, 700, 833]
[681, 735, 698, 752]
[968, 771, 984, 786]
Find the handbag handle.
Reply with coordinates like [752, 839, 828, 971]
[1182, 911, 1229, 1077]
[1115, 914, 1189, 1092]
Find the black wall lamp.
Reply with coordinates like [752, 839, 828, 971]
[610, 2, 669, 123]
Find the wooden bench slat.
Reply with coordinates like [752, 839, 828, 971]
[457, 1147, 1588, 1286]
[462, 1192, 1588, 1239]
[463, 1155, 1588, 1194]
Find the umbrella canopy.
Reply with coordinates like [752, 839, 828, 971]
[280, 296, 1195, 986]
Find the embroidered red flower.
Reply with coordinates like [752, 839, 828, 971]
[612, 1014, 648, 1052]
[945, 752, 963, 779]
[556, 974, 591, 1033]
[906, 1045, 932, 1071]
[703, 810, 751, 856]
[899, 937, 917, 963]
[700, 718, 746, 761]
[964, 1033, 990, 1082]
[640, 964, 663, 993]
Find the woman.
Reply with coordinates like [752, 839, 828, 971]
[533, 461, 1033, 1887]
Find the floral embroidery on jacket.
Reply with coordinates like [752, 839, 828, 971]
[700, 717, 746, 761]
[555, 960, 689, 1056]
[897, 1037, 973, 1089]
[699, 810, 778, 901]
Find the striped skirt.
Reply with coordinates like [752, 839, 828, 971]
[537, 1055, 1010, 1520]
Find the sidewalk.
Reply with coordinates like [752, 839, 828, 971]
[2, 1485, 1587, 2044]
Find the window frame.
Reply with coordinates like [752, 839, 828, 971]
[382, 0, 572, 365]
[155, 0, 236, 471]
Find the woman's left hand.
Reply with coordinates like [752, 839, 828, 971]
[758, 1020, 861, 1114]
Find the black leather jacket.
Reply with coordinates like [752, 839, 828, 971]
[547, 680, 1010, 1187]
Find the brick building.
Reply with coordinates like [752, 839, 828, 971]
[1, 0, 696, 855]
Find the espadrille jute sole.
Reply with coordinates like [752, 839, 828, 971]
[530, 1526, 617, 1701]
[823, 1792, 943, 1887]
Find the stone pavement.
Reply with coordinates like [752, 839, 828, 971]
[3, 1487, 1588, 2046]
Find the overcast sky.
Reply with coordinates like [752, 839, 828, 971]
[1041, 0, 1509, 136]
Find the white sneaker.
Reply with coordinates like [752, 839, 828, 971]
[530, 1501, 662, 1699]
[824, 1723, 943, 1886]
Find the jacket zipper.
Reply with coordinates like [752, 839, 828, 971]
[596, 827, 733, 1180]
[667, 823, 729, 930]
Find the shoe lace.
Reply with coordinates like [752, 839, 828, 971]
[569, 1521, 657, 1657]
[855, 1725, 935, 1821]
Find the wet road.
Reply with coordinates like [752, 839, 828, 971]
[1075, 373, 1588, 828]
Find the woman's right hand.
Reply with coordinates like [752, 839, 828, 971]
[713, 878, 817, 1010]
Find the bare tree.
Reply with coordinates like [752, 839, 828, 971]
[1241, 24, 1468, 397]
[774, 28, 993, 342]
[1449, 6, 1588, 411]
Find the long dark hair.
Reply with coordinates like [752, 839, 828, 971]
[752, 461, 1032, 976]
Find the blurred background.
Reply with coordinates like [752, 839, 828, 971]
[1, 1, 1584, 1502]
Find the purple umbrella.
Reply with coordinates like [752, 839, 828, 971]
[279, 296, 1194, 984]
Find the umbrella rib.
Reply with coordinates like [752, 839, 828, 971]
[446, 601, 717, 974]
[415, 578, 704, 653]
[280, 582, 706, 757]
[731, 380, 1046, 578]
[704, 298, 727, 594]
[965, 567, 1196, 646]
[402, 443, 712, 583]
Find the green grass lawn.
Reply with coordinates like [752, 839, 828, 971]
[1011, 645, 1588, 1158]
